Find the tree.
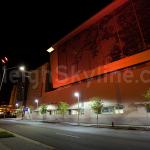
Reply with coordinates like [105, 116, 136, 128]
[144, 88, 150, 112]
[57, 102, 69, 119]
[144, 88, 150, 100]
[28, 105, 33, 114]
[90, 97, 103, 127]
[40, 104, 48, 120]
[15, 106, 24, 119]
[27, 105, 34, 120]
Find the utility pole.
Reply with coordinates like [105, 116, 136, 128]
[0, 65, 6, 92]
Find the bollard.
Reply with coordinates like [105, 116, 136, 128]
[112, 121, 114, 127]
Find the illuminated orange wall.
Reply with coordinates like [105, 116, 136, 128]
[27, 0, 150, 106]
[51, 0, 150, 88]
[51, 50, 150, 88]
[43, 62, 150, 105]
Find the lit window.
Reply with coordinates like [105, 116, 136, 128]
[115, 105, 124, 114]
[102, 106, 114, 114]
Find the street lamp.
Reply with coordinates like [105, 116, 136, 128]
[35, 99, 39, 109]
[19, 66, 25, 72]
[74, 92, 80, 125]
[0, 57, 8, 92]
[0, 64, 26, 92]
[46, 47, 54, 53]
[15, 103, 19, 109]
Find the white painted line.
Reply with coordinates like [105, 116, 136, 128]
[1, 128, 55, 150]
[140, 131, 146, 133]
[56, 132, 80, 138]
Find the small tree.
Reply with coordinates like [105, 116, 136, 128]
[144, 88, 150, 112]
[90, 97, 103, 127]
[40, 104, 48, 120]
[27, 105, 33, 120]
[28, 105, 33, 114]
[16, 106, 24, 119]
[57, 102, 69, 119]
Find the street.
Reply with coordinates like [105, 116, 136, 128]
[0, 119, 150, 150]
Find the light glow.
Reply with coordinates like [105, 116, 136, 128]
[74, 92, 80, 97]
[35, 99, 39, 103]
[15, 103, 19, 108]
[5, 57, 8, 62]
[19, 66, 25, 71]
[115, 109, 124, 114]
[1, 59, 5, 64]
[47, 47, 54, 53]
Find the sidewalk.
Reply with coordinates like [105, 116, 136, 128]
[61, 122, 150, 130]
[4, 118, 150, 131]
[0, 128, 54, 150]
[41, 119, 150, 131]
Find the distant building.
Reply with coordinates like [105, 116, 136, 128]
[9, 85, 17, 107]
[26, 0, 150, 125]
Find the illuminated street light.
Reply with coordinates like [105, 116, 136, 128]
[1, 56, 8, 64]
[74, 92, 79, 97]
[35, 99, 39, 109]
[4, 57, 8, 62]
[47, 47, 54, 53]
[1, 59, 6, 64]
[15, 103, 19, 108]
[19, 66, 25, 72]
[74, 92, 80, 125]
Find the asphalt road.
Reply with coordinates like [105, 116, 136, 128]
[0, 119, 150, 150]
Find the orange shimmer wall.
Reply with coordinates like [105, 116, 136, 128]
[51, 0, 150, 88]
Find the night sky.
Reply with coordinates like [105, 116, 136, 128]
[0, 0, 113, 104]
[0, 0, 113, 69]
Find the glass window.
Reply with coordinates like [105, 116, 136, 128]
[102, 106, 114, 114]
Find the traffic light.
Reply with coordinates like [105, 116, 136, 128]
[4, 57, 8, 62]
[1, 59, 5, 64]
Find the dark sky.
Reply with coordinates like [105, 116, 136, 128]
[0, 0, 113, 70]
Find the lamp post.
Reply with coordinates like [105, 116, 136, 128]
[0, 60, 26, 92]
[74, 92, 80, 125]
[0, 57, 8, 92]
[35, 99, 39, 109]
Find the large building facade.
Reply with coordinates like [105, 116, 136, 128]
[26, 0, 150, 125]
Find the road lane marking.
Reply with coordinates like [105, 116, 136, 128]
[141, 131, 146, 133]
[1, 128, 55, 150]
[56, 132, 80, 138]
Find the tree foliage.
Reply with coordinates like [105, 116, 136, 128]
[144, 88, 150, 101]
[40, 104, 48, 115]
[57, 102, 69, 117]
[90, 97, 103, 114]
[28, 105, 33, 113]
[144, 88, 150, 112]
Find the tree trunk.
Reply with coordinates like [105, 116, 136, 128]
[43, 114, 46, 120]
[97, 113, 99, 127]
[63, 113, 65, 121]
[146, 112, 149, 128]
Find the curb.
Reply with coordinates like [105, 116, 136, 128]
[60, 122, 150, 131]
